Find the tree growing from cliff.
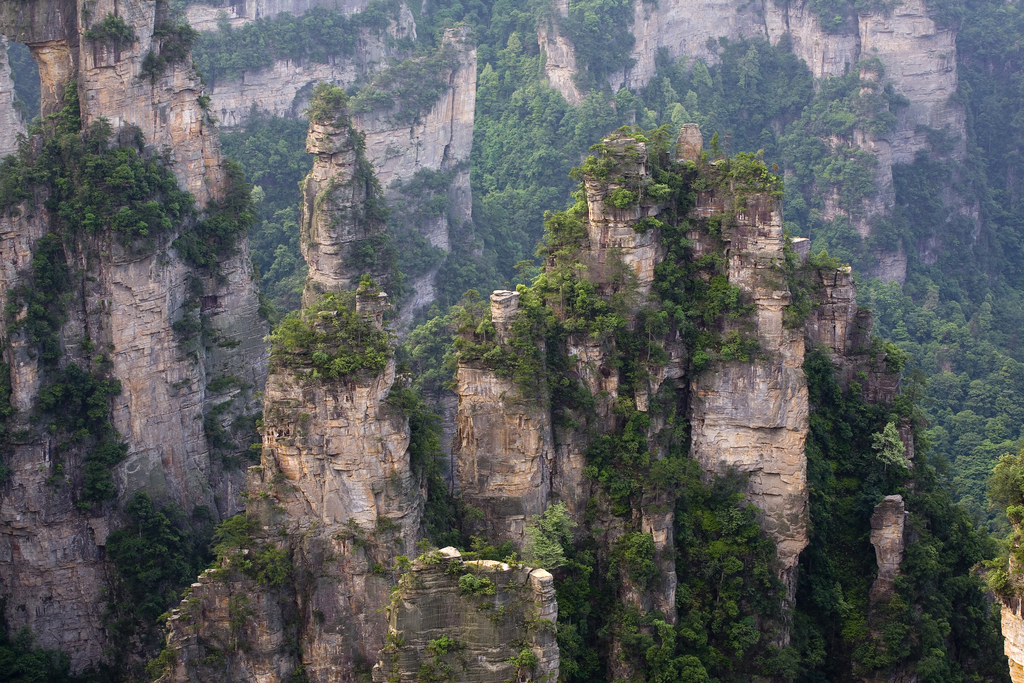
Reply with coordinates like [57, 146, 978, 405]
[871, 421, 909, 471]
[523, 502, 576, 570]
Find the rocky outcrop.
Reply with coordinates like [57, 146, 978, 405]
[0, 37, 24, 157]
[160, 292, 427, 682]
[453, 292, 554, 544]
[688, 189, 809, 600]
[578, 136, 666, 297]
[868, 494, 906, 604]
[1004, 601, 1024, 683]
[157, 566, 301, 683]
[0, 0, 268, 668]
[372, 547, 559, 683]
[158, 109, 556, 681]
[300, 98, 391, 303]
[537, 0, 966, 283]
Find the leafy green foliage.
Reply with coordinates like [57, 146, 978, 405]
[105, 493, 214, 665]
[305, 82, 348, 125]
[0, 626, 71, 683]
[523, 502, 576, 569]
[140, 21, 199, 83]
[268, 291, 393, 381]
[457, 573, 496, 595]
[790, 349, 1008, 681]
[38, 363, 125, 508]
[173, 159, 257, 269]
[561, 0, 636, 88]
[350, 44, 459, 125]
[211, 515, 294, 588]
[83, 14, 137, 49]
[192, 3, 397, 84]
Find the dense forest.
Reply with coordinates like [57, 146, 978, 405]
[4, 0, 1024, 679]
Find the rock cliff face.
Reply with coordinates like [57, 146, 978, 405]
[536, 0, 583, 105]
[0, 0, 268, 668]
[372, 547, 559, 683]
[160, 295, 426, 683]
[453, 293, 555, 545]
[185, 0, 373, 31]
[158, 110, 555, 682]
[540, 0, 965, 283]
[353, 27, 477, 320]
[300, 99, 392, 302]
[199, 4, 416, 128]
[0, 37, 24, 157]
[1004, 601, 1024, 683]
[868, 494, 906, 604]
[687, 190, 809, 599]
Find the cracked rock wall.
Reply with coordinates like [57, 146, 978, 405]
[0, 0, 268, 668]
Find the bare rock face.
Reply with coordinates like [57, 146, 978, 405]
[185, 0, 375, 31]
[674, 123, 702, 162]
[300, 101, 391, 303]
[157, 567, 301, 683]
[0, 37, 24, 157]
[372, 547, 559, 683]
[687, 190, 810, 600]
[262, 355, 422, 551]
[0, 0, 269, 668]
[353, 27, 477, 321]
[1004, 601, 1024, 683]
[868, 494, 906, 604]
[579, 136, 666, 297]
[537, 0, 583, 105]
[454, 293, 554, 544]
[199, 5, 417, 127]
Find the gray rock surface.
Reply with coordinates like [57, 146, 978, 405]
[0, 37, 24, 157]
[0, 0, 268, 668]
[372, 548, 559, 683]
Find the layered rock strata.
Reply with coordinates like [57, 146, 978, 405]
[161, 292, 427, 682]
[536, 0, 583, 105]
[687, 189, 810, 599]
[159, 111, 556, 682]
[453, 291, 555, 544]
[0, 0, 268, 667]
[1004, 601, 1024, 683]
[868, 494, 906, 604]
[200, 5, 416, 127]
[372, 547, 559, 683]
[0, 37, 24, 157]
[300, 99, 391, 303]
[353, 27, 476, 319]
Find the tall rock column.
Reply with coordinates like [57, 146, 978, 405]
[453, 290, 554, 544]
[301, 90, 391, 305]
[688, 187, 810, 601]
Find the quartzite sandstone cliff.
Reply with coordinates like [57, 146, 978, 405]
[300, 100, 392, 302]
[0, 37, 24, 157]
[0, 0, 268, 667]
